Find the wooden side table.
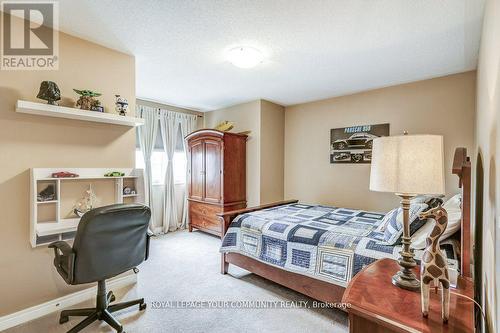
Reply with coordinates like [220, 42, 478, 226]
[342, 258, 474, 333]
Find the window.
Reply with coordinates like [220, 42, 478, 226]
[136, 122, 187, 185]
[135, 150, 186, 185]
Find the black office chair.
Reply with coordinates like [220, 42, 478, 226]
[49, 204, 152, 333]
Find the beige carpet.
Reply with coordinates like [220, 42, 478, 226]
[5, 230, 348, 333]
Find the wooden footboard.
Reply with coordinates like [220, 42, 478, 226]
[225, 252, 346, 305]
[217, 199, 298, 274]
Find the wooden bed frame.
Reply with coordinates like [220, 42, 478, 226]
[217, 147, 472, 304]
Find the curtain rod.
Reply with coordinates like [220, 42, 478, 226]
[139, 105, 203, 117]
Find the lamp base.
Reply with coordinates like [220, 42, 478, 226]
[392, 270, 420, 292]
[392, 194, 421, 292]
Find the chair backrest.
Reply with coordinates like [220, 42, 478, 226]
[72, 204, 151, 284]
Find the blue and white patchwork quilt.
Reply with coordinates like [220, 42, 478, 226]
[220, 203, 459, 287]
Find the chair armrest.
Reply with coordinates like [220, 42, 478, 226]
[49, 241, 76, 284]
[49, 241, 72, 255]
[145, 230, 154, 261]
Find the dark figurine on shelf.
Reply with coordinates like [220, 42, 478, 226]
[37, 81, 61, 105]
[37, 184, 56, 202]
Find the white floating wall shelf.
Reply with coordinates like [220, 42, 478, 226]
[16, 100, 144, 127]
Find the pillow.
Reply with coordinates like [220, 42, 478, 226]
[376, 207, 397, 232]
[381, 202, 428, 245]
[412, 196, 432, 204]
[412, 195, 444, 208]
[410, 194, 462, 249]
[376, 197, 440, 233]
[441, 193, 462, 240]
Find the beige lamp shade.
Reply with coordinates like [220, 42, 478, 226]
[369, 134, 445, 196]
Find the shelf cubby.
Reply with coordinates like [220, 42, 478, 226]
[30, 168, 145, 247]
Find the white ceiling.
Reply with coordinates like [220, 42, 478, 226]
[57, 0, 485, 111]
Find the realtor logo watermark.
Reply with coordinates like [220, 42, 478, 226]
[1, 1, 59, 70]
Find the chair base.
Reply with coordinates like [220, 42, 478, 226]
[59, 280, 146, 333]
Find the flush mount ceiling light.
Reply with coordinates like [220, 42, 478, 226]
[225, 46, 264, 69]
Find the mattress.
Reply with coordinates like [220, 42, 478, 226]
[220, 203, 459, 288]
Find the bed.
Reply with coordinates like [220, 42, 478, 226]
[217, 147, 471, 304]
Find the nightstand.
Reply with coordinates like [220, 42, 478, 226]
[342, 258, 474, 333]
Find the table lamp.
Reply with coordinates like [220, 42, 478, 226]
[370, 133, 445, 291]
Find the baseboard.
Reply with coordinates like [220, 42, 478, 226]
[0, 273, 137, 331]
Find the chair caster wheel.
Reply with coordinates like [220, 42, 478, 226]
[139, 303, 147, 311]
[59, 316, 69, 324]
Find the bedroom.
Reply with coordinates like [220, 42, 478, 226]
[0, 1, 497, 333]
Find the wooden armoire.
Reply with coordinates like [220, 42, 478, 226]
[186, 129, 247, 237]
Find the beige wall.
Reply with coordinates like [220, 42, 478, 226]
[0, 15, 135, 316]
[285, 72, 476, 212]
[204, 100, 262, 206]
[475, 0, 500, 331]
[204, 99, 285, 206]
[260, 100, 285, 203]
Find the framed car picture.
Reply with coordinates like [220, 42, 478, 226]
[330, 123, 390, 164]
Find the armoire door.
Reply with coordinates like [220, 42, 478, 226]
[204, 139, 222, 203]
[189, 140, 204, 201]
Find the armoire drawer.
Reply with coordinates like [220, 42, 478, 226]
[189, 201, 222, 234]
[189, 201, 222, 217]
[190, 212, 220, 232]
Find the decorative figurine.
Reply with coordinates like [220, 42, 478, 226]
[419, 206, 450, 323]
[123, 187, 132, 195]
[215, 121, 234, 132]
[104, 171, 125, 177]
[115, 95, 129, 116]
[73, 89, 102, 111]
[37, 81, 61, 105]
[52, 171, 79, 178]
[37, 184, 55, 202]
[73, 184, 98, 218]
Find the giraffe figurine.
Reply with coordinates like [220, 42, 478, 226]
[418, 205, 449, 323]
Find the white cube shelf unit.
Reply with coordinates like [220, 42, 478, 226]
[30, 168, 145, 247]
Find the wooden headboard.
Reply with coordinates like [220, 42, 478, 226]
[452, 147, 472, 278]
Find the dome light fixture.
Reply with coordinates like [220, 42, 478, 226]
[225, 46, 264, 69]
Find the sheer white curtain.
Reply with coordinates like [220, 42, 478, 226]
[158, 110, 197, 232]
[178, 113, 197, 228]
[137, 106, 158, 228]
[159, 110, 178, 233]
